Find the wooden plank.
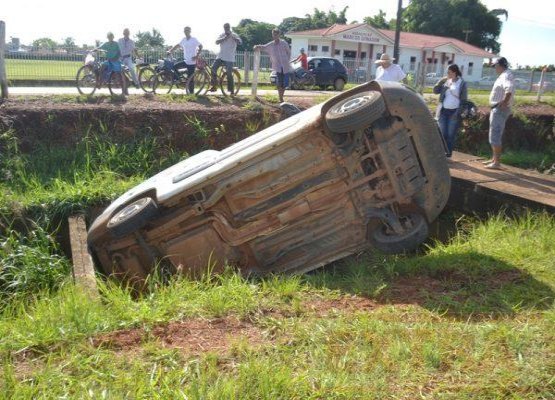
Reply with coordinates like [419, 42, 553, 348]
[68, 214, 98, 297]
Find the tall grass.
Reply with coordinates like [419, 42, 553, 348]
[0, 125, 185, 219]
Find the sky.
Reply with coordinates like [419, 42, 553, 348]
[1, 0, 554, 66]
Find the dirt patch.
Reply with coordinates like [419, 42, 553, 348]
[381, 269, 525, 305]
[303, 295, 378, 316]
[92, 315, 266, 355]
[0, 95, 300, 154]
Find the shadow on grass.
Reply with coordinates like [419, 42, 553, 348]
[305, 251, 554, 320]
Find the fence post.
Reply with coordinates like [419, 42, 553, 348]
[528, 69, 535, 92]
[0, 21, 8, 100]
[536, 67, 546, 102]
[243, 52, 250, 86]
[251, 49, 260, 97]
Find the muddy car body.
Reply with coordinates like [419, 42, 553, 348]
[88, 81, 450, 283]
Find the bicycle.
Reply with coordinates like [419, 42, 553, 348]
[76, 51, 126, 96]
[148, 57, 190, 95]
[186, 56, 241, 96]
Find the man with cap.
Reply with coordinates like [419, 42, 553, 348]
[375, 54, 406, 82]
[484, 57, 515, 169]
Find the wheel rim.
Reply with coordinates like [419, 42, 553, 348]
[337, 96, 370, 114]
[139, 67, 155, 93]
[108, 72, 124, 96]
[77, 66, 97, 95]
[109, 198, 150, 226]
[154, 71, 174, 94]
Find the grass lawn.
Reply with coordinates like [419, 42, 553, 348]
[0, 213, 554, 398]
[0, 97, 554, 398]
[6, 59, 83, 81]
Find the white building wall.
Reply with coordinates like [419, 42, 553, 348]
[289, 36, 487, 82]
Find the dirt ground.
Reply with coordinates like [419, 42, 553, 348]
[0, 94, 553, 155]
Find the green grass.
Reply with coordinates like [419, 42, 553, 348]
[6, 59, 83, 81]
[0, 213, 554, 398]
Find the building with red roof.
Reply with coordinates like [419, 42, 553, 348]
[286, 23, 495, 82]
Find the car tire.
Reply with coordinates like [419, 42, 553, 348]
[334, 78, 346, 91]
[370, 212, 429, 254]
[107, 197, 158, 238]
[325, 91, 386, 133]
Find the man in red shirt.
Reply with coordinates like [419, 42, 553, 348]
[293, 48, 308, 70]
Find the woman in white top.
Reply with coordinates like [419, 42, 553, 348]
[433, 64, 468, 157]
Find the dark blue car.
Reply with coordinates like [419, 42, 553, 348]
[271, 57, 348, 91]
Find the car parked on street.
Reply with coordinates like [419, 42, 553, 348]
[88, 81, 451, 286]
[270, 57, 348, 91]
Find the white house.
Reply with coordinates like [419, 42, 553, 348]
[286, 23, 494, 82]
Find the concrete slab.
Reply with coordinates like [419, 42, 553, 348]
[448, 151, 555, 213]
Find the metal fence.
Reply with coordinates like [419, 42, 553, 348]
[4, 46, 555, 92]
[4, 46, 276, 83]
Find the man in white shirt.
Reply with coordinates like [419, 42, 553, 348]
[168, 27, 203, 94]
[484, 57, 515, 169]
[118, 28, 139, 88]
[209, 23, 242, 94]
[374, 54, 406, 82]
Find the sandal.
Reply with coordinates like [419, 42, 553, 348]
[484, 162, 501, 169]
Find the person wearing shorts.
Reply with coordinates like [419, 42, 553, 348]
[484, 57, 515, 169]
[254, 29, 292, 103]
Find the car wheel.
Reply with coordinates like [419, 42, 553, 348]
[325, 91, 386, 133]
[370, 213, 429, 254]
[107, 197, 159, 238]
[333, 78, 346, 91]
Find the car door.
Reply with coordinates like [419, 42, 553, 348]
[318, 59, 335, 85]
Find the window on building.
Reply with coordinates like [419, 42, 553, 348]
[308, 45, 318, 52]
[360, 52, 367, 59]
[334, 49, 341, 56]
[376, 52, 382, 60]
[468, 62, 474, 75]
[322, 45, 329, 53]
[343, 50, 357, 59]
[410, 56, 416, 71]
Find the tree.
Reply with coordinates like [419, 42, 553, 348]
[278, 7, 349, 33]
[363, 10, 390, 29]
[233, 19, 276, 51]
[62, 37, 76, 48]
[32, 37, 57, 49]
[402, 0, 507, 53]
[135, 29, 165, 49]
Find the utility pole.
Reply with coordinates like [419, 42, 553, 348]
[463, 29, 473, 42]
[393, 0, 403, 64]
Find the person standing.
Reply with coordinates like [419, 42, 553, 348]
[374, 53, 406, 82]
[433, 64, 468, 158]
[484, 57, 515, 169]
[168, 27, 203, 94]
[209, 23, 242, 94]
[254, 29, 292, 103]
[118, 28, 139, 89]
[293, 48, 308, 70]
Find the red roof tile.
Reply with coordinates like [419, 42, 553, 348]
[288, 24, 494, 58]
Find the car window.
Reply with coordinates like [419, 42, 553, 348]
[311, 59, 321, 69]
[332, 60, 343, 69]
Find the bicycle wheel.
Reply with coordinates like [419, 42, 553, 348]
[186, 69, 210, 95]
[304, 73, 316, 90]
[153, 71, 174, 94]
[76, 65, 97, 95]
[139, 66, 156, 93]
[219, 68, 241, 96]
[108, 71, 125, 96]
